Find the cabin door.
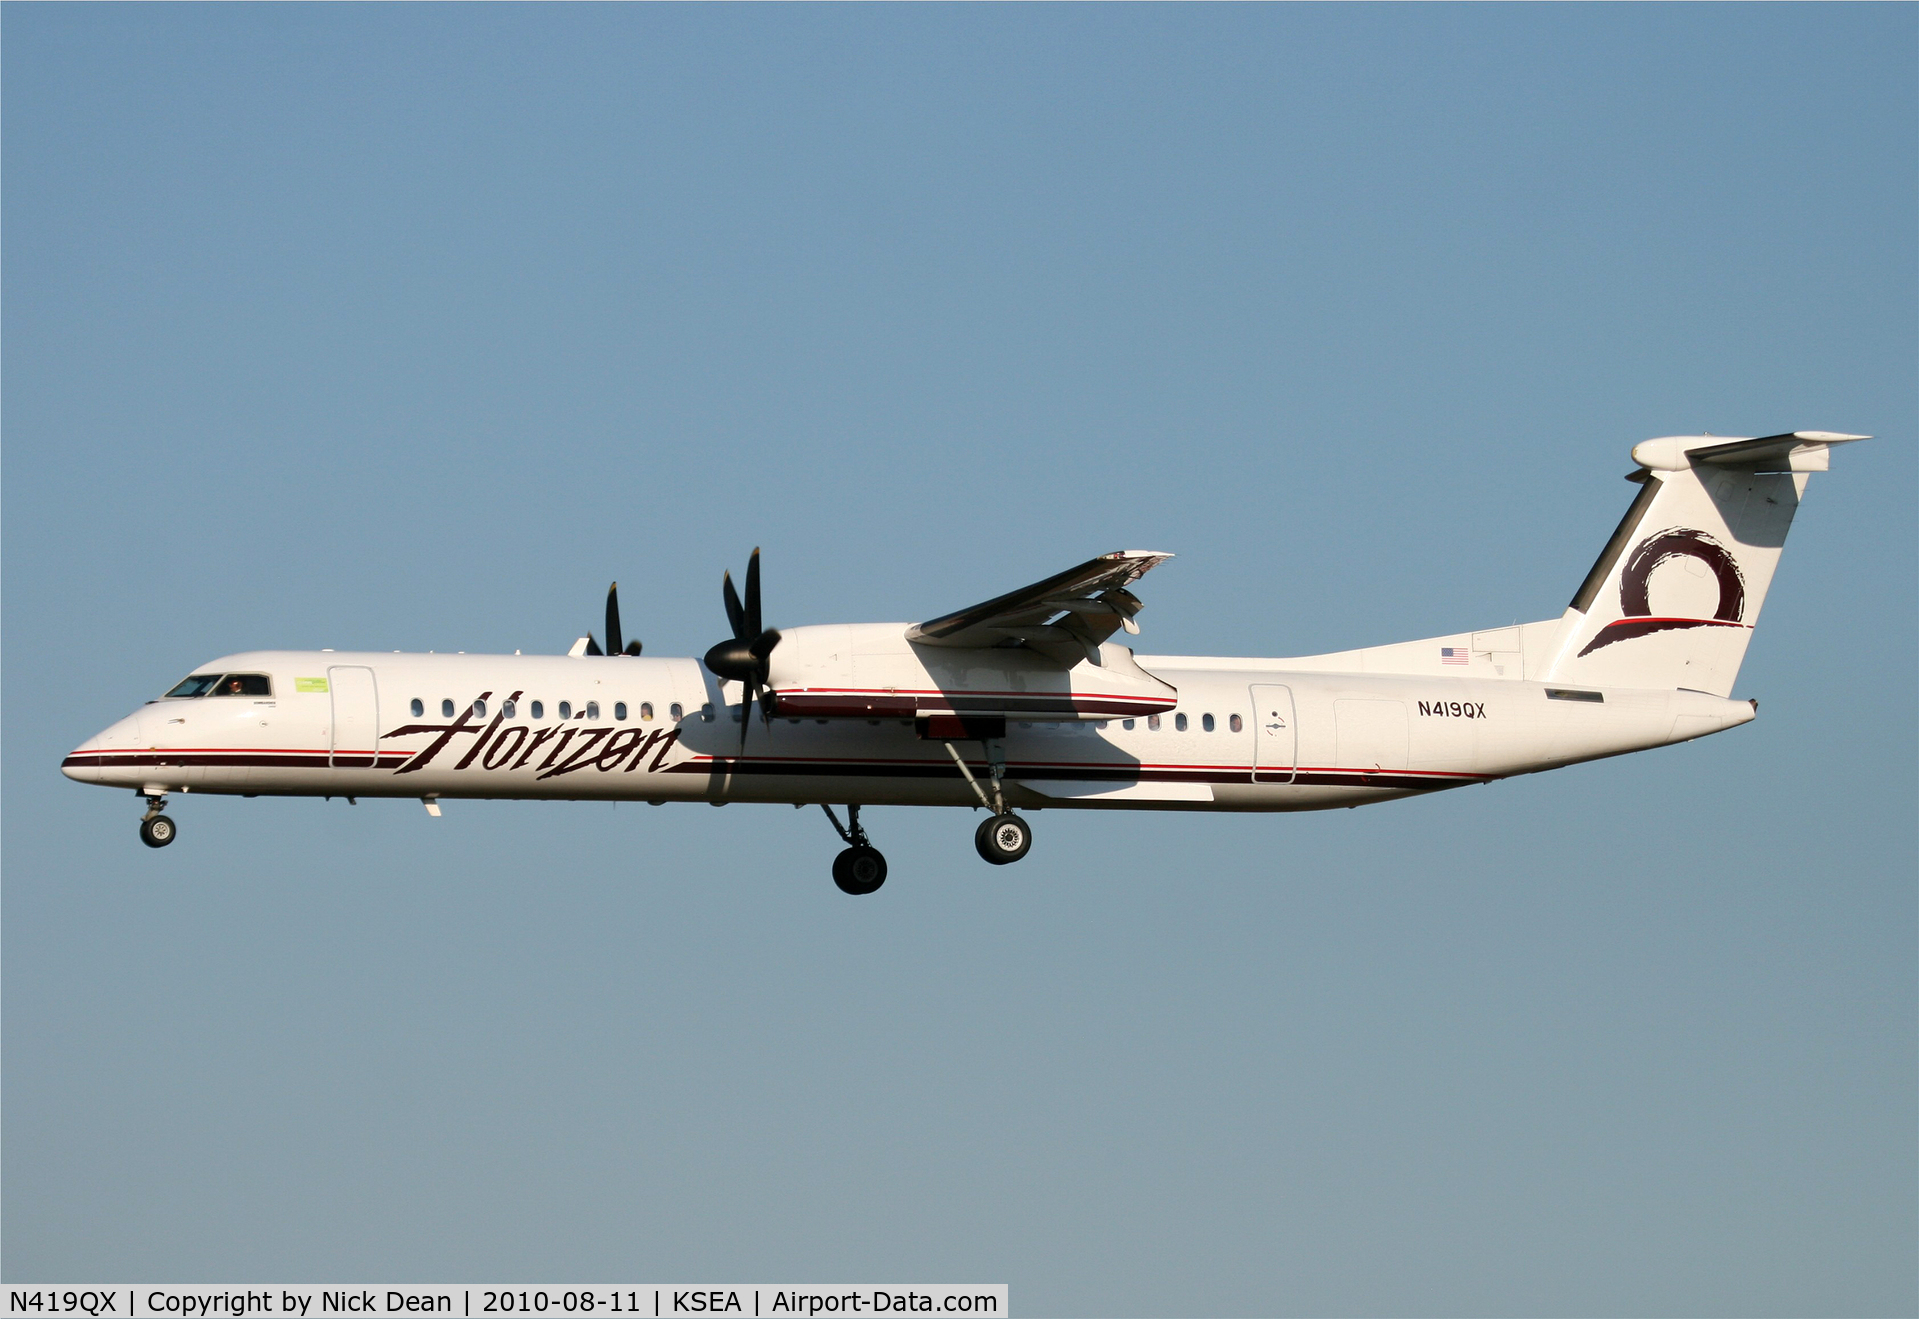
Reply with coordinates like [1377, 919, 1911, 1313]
[328, 666, 380, 769]
[1250, 684, 1296, 784]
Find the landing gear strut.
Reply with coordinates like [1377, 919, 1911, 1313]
[822, 804, 886, 895]
[138, 792, 176, 849]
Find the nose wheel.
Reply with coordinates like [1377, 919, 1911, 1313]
[831, 845, 887, 895]
[138, 794, 176, 848]
[821, 804, 886, 894]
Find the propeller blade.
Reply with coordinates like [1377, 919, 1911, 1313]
[584, 634, 604, 656]
[722, 570, 747, 640]
[605, 583, 623, 657]
[744, 548, 762, 640]
[710, 550, 779, 738]
[624, 639, 643, 656]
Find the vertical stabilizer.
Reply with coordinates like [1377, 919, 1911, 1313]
[1541, 432, 1867, 696]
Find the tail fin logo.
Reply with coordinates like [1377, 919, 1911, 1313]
[1577, 527, 1749, 656]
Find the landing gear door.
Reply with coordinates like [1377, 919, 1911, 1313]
[328, 666, 379, 769]
[1251, 683, 1296, 784]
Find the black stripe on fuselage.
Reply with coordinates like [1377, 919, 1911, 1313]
[66, 750, 1484, 795]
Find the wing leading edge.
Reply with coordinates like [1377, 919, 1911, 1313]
[907, 550, 1173, 666]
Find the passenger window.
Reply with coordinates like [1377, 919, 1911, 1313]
[1147, 714, 1161, 731]
[1202, 713, 1215, 732]
[441, 699, 455, 718]
[1122, 718, 1136, 730]
[411, 698, 424, 718]
[531, 700, 544, 719]
[586, 701, 600, 720]
[215, 674, 272, 697]
[165, 674, 222, 698]
[503, 700, 516, 719]
[614, 702, 627, 721]
[559, 701, 573, 719]
[474, 700, 487, 719]
[1230, 713, 1243, 733]
[1175, 713, 1189, 732]
[641, 702, 654, 721]
[670, 703, 684, 720]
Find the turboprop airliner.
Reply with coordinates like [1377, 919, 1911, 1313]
[64, 431, 1867, 894]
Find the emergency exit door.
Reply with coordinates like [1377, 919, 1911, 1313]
[1250, 684, 1296, 784]
[328, 666, 380, 769]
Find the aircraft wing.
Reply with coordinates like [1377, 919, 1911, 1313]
[906, 549, 1173, 666]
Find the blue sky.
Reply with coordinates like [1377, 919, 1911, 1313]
[4, 6, 1914, 1314]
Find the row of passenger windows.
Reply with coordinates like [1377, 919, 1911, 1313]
[167, 675, 1246, 735]
[1119, 713, 1242, 732]
[1015, 713, 1244, 732]
[409, 697, 683, 723]
[398, 700, 1244, 731]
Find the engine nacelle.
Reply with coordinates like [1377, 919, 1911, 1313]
[758, 623, 1178, 723]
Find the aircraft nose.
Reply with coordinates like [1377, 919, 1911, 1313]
[62, 711, 143, 785]
[62, 739, 104, 783]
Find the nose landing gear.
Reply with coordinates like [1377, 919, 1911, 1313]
[821, 804, 886, 895]
[138, 793, 176, 848]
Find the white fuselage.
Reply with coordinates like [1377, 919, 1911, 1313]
[62, 641, 1755, 814]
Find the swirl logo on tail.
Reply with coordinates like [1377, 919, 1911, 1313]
[1577, 528, 1748, 656]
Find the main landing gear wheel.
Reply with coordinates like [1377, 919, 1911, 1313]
[832, 846, 888, 895]
[975, 812, 1032, 865]
[139, 815, 177, 848]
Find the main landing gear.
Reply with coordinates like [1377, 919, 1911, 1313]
[822, 804, 887, 895]
[138, 792, 176, 848]
[817, 737, 1040, 891]
[943, 740, 1034, 867]
[974, 812, 1033, 865]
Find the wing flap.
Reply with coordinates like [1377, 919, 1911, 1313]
[907, 551, 1172, 662]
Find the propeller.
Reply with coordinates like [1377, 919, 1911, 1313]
[702, 548, 781, 749]
[583, 582, 642, 657]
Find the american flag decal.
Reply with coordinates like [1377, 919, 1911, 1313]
[1440, 647, 1469, 665]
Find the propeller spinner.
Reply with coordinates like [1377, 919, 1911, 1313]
[703, 548, 781, 747]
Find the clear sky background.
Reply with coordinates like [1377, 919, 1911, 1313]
[4, 6, 1914, 1315]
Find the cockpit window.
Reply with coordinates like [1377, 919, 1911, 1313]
[165, 674, 223, 698]
[211, 674, 273, 697]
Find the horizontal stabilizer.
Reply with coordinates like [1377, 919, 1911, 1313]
[1632, 432, 1870, 472]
